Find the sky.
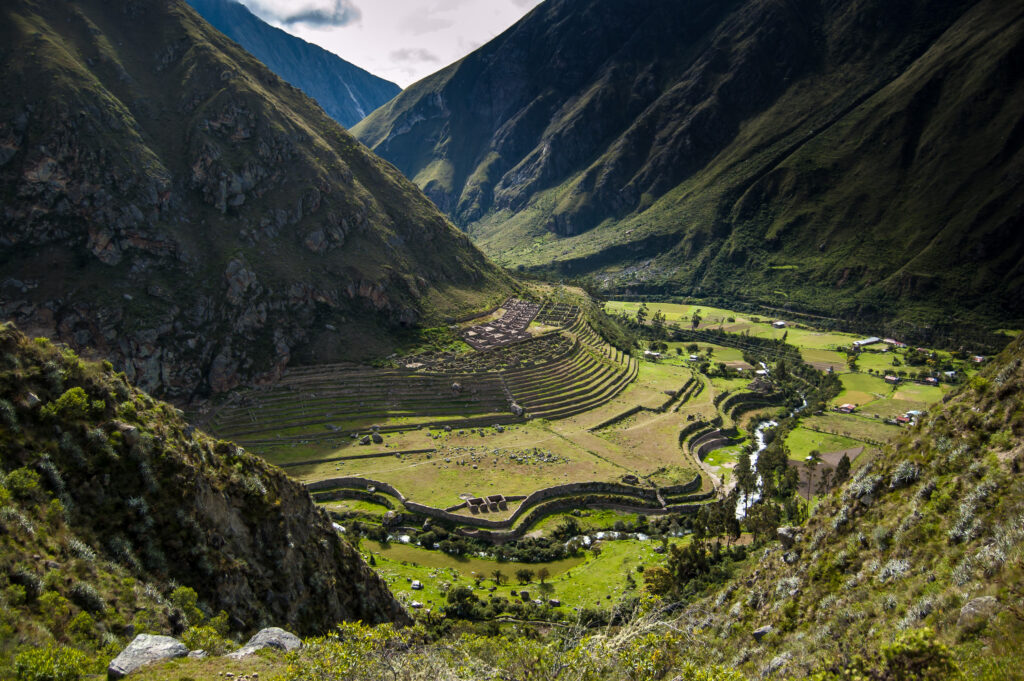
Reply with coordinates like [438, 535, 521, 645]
[236, 0, 545, 88]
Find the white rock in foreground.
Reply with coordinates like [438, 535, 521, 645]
[226, 627, 302, 659]
[108, 634, 187, 679]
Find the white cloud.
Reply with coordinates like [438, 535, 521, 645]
[243, 0, 545, 87]
[241, 0, 361, 27]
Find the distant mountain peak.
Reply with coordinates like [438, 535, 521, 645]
[186, 0, 399, 128]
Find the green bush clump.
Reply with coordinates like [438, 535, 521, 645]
[5, 468, 41, 500]
[14, 644, 92, 681]
[40, 388, 102, 422]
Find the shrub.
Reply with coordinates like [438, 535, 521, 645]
[880, 627, 961, 680]
[0, 398, 19, 432]
[181, 624, 234, 655]
[40, 388, 100, 422]
[6, 468, 41, 500]
[70, 582, 106, 614]
[14, 644, 92, 681]
[169, 586, 204, 626]
[890, 461, 920, 489]
[66, 538, 96, 562]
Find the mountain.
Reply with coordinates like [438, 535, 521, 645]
[0, 0, 510, 400]
[353, 0, 1024, 328]
[184, 0, 400, 128]
[0, 321, 407, 668]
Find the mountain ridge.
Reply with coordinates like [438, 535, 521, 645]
[353, 0, 1024, 328]
[0, 0, 510, 400]
[185, 0, 400, 128]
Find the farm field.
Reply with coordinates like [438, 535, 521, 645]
[361, 537, 682, 612]
[217, 293, 964, 543]
[831, 372, 893, 406]
[799, 413, 903, 446]
[785, 427, 863, 461]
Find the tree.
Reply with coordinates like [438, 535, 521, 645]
[536, 567, 550, 583]
[691, 309, 702, 330]
[651, 310, 666, 337]
[835, 453, 851, 484]
[515, 568, 534, 585]
[804, 450, 823, 499]
[818, 467, 834, 494]
[636, 303, 648, 327]
[491, 569, 506, 585]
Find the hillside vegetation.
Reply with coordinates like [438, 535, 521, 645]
[0, 321, 407, 677]
[0, 0, 509, 400]
[353, 0, 1024, 328]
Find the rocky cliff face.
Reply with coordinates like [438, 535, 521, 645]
[185, 0, 400, 128]
[0, 0, 509, 400]
[354, 0, 1024, 326]
[0, 322, 408, 634]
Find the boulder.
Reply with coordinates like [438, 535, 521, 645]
[187, 650, 208, 659]
[510, 403, 524, 417]
[359, 435, 371, 445]
[226, 627, 302, 659]
[957, 596, 999, 631]
[371, 432, 383, 444]
[108, 634, 188, 679]
[752, 625, 772, 642]
[776, 526, 799, 549]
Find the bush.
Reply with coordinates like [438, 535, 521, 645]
[69, 582, 106, 614]
[40, 388, 100, 422]
[181, 624, 234, 655]
[14, 644, 92, 681]
[5, 468, 41, 500]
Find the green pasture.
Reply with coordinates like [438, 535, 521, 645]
[785, 427, 862, 460]
[831, 373, 893, 406]
[799, 413, 903, 444]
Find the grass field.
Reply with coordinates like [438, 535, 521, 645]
[359, 537, 682, 612]
[785, 427, 863, 460]
[799, 413, 903, 444]
[831, 373, 893, 407]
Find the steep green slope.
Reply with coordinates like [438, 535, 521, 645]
[185, 0, 400, 128]
[0, 321, 407, 675]
[674, 332, 1024, 678]
[354, 0, 1024, 327]
[0, 0, 510, 400]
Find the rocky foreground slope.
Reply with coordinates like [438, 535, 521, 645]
[0, 0, 509, 400]
[354, 0, 1024, 326]
[0, 321, 407, 675]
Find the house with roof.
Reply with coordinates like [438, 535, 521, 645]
[853, 337, 882, 349]
[836, 403, 857, 414]
[884, 374, 900, 384]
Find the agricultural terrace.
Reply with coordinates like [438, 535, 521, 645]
[201, 293, 739, 547]
[609, 300, 964, 497]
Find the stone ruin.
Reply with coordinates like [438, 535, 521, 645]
[462, 298, 540, 351]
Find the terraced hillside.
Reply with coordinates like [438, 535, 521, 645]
[204, 311, 635, 446]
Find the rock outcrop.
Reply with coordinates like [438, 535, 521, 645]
[108, 635, 188, 679]
[226, 627, 303, 659]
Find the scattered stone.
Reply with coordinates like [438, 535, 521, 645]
[958, 596, 999, 631]
[359, 435, 371, 445]
[444, 425, 452, 433]
[187, 650, 208, 659]
[226, 627, 302, 659]
[371, 433, 383, 444]
[108, 634, 188, 679]
[776, 526, 799, 549]
[510, 402, 524, 417]
[752, 625, 772, 642]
